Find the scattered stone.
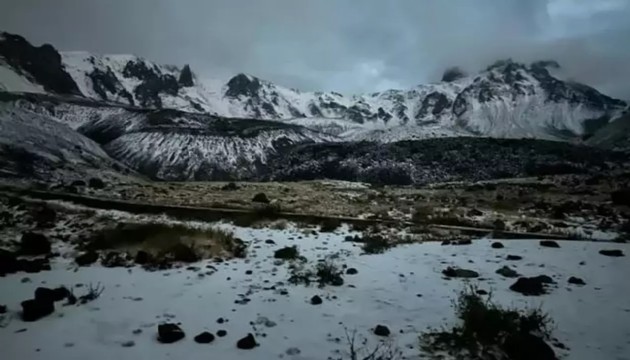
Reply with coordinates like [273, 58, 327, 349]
[286, 347, 301, 355]
[491, 242, 504, 249]
[217, 317, 225, 324]
[496, 266, 519, 278]
[373, 324, 391, 337]
[265, 239, 276, 245]
[345, 268, 358, 275]
[132, 329, 143, 335]
[157, 323, 185, 343]
[88, 178, 105, 189]
[442, 267, 479, 278]
[310, 295, 323, 305]
[21, 298, 54, 321]
[217, 330, 227, 337]
[506, 255, 523, 261]
[194, 331, 215, 344]
[252, 193, 270, 204]
[237, 333, 257, 349]
[274, 246, 298, 260]
[509, 276, 551, 296]
[599, 249, 624, 257]
[121, 340, 135, 347]
[75, 251, 98, 266]
[20, 232, 51, 255]
[245, 270, 253, 275]
[568, 276, 586, 285]
[540, 240, 560, 248]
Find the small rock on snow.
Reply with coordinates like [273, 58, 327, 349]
[157, 323, 185, 343]
[374, 325, 391, 337]
[236, 333, 257, 349]
[194, 331, 215, 344]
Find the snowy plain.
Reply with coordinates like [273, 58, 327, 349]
[1, 222, 629, 360]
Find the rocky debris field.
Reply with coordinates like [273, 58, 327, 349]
[0, 193, 629, 360]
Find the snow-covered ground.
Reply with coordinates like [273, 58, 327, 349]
[1, 222, 629, 360]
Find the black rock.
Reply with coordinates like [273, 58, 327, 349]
[345, 268, 358, 275]
[217, 317, 225, 324]
[568, 276, 586, 285]
[34, 287, 69, 302]
[611, 189, 630, 206]
[491, 242, 505, 249]
[194, 331, 215, 344]
[0, 249, 20, 276]
[134, 250, 152, 265]
[540, 240, 560, 248]
[274, 246, 298, 260]
[17, 258, 51, 273]
[88, 178, 105, 189]
[510, 277, 549, 296]
[496, 266, 519, 278]
[373, 325, 391, 337]
[157, 323, 185, 343]
[264, 239, 276, 245]
[252, 192, 270, 204]
[178, 65, 194, 87]
[442, 267, 479, 278]
[503, 333, 557, 360]
[237, 333, 257, 349]
[599, 249, 624, 257]
[217, 330, 227, 337]
[20, 232, 51, 255]
[75, 251, 98, 266]
[310, 295, 323, 305]
[221, 182, 239, 191]
[0, 304, 6, 314]
[506, 255, 523, 261]
[21, 298, 54, 321]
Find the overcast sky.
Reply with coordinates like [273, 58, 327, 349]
[2, 0, 629, 99]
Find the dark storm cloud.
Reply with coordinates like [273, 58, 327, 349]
[1, 0, 629, 99]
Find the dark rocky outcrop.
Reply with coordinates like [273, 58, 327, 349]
[20, 232, 51, 255]
[0, 32, 80, 94]
[441, 67, 466, 82]
[252, 192, 270, 203]
[21, 298, 54, 321]
[178, 65, 194, 87]
[75, 251, 99, 266]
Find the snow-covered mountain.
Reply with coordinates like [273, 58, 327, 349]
[0, 31, 626, 142]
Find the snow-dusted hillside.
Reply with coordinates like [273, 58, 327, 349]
[0, 31, 626, 142]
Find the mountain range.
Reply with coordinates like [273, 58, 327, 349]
[0, 31, 628, 183]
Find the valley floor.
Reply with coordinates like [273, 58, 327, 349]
[1, 222, 629, 360]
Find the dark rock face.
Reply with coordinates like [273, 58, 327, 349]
[503, 333, 557, 360]
[75, 251, 98, 266]
[416, 92, 451, 120]
[122, 60, 179, 108]
[599, 249, 625, 257]
[88, 67, 135, 105]
[373, 324, 391, 337]
[194, 331, 215, 344]
[236, 333, 257, 349]
[540, 240, 560, 248]
[21, 298, 54, 322]
[310, 295, 323, 305]
[157, 323, 186, 343]
[226, 74, 262, 99]
[510, 276, 552, 296]
[496, 266, 519, 278]
[0, 32, 80, 94]
[442, 267, 479, 278]
[20, 232, 51, 255]
[568, 276, 586, 285]
[178, 65, 194, 87]
[274, 246, 298, 260]
[441, 67, 466, 82]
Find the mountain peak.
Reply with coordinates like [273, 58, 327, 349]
[225, 73, 263, 99]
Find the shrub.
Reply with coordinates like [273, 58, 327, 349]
[274, 246, 300, 260]
[288, 259, 344, 287]
[361, 235, 391, 254]
[320, 218, 342, 232]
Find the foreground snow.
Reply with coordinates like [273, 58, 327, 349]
[1, 225, 629, 360]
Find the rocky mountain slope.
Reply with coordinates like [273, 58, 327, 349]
[0, 31, 626, 143]
[586, 108, 630, 151]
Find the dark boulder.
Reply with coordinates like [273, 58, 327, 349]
[345, 268, 358, 275]
[568, 276, 586, 285]
[310, 295, 323, 305]
[194, 331, 215, 344]
[0, 249, 20, 276]
[510, 276, 550, 296]
[503, 333, 557, 360]
[157, 323, 185, 343]
[0, 304, 6, 314]
[236, 333, 257, 349]
[75, 251, 98, 266]
[35, 287, 70, 303]
[373, 324, 391, 337]
[252, 192, 270, 204]
[274, 246, 298, 260]
[611, 189, 630, 206]
[496, 266, 519, 278]
[506, 255, 523, 261]
[442, 267, 479, 278]
[134, 250, 152, 265]
[21, 298, 54, 321]
[20, 232, 51, 255]
[491, 242, 505, 249]
[599, 249, 624, 257]
[17, 258, 51, 273]
[217, 330, 227, 337]
[540, 240, 560, 248]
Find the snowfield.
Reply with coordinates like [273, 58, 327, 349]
[1, 223, 629, 360]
